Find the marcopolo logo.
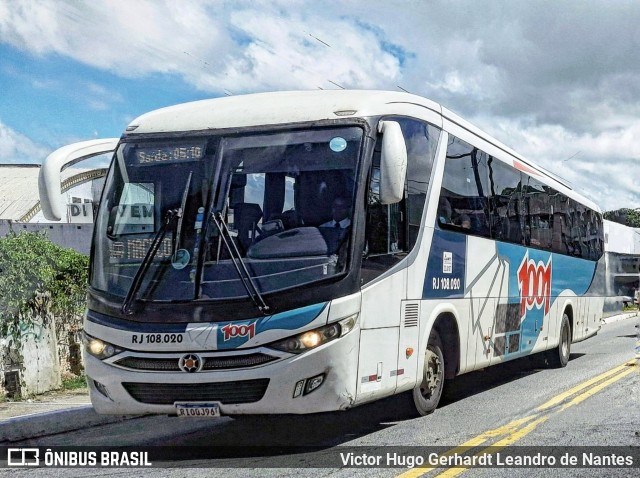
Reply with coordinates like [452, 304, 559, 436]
[517, 252, 552, 318]
[220, 322, 256, 341]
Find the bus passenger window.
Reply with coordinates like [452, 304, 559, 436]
[439, 136, 490, 238]
[487, 157, 523, 244]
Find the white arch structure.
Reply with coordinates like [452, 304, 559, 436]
[38, 138, 119, 221]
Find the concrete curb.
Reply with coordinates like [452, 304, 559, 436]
[601, 311, 639, 325]
[0, 405, 144, 443]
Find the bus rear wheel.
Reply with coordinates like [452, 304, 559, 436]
[546, 313, 571, 368]
[412, 330, 444, 416]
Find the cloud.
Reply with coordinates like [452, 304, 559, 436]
[0, 120, 50, 164]
[477, 116, 640, 211]
[0, 0, 405, 93]
[4, 0, 637, 122]
[1, 0, 639, 210]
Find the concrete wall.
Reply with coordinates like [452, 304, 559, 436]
[0, 220, 94, 255]
[19, 318, 62, 395]
[603, 220, 640, 316]
[0, 222, 89, 398]
[0, 315, 63, 398]
[604, 220, 640, 254]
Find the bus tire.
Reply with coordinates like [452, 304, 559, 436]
[546, 313, 571, 368]
[412, 330, 445, 416]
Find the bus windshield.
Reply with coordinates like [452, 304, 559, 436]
[90, 126, 363, 305]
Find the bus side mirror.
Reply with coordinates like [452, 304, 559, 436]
[378, 121, 407, 204]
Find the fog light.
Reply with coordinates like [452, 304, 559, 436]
[304, 374, 325, 395]
[93, 379, 111, 399]
[293, 380, 305, 398]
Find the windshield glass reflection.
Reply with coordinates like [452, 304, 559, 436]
[91, 126, 363, 303]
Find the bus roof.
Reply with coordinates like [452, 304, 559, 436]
[126, 90, 441, 134]
[125, 90, 599, 213]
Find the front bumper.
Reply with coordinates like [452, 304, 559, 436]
[85, 328, 359, 415]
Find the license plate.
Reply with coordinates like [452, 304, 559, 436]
[175, 403, 221, 417]
[130, 333, 185, 345]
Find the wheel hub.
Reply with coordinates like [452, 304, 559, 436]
[561, 327, 569, 357]
[420, 349, 442, 399]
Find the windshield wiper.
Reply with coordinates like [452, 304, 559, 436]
[121, 209, 181, 316]
[172, 171, 192, 261]
[211, 211, 270, 315]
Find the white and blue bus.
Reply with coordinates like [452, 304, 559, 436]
[40, 90, 605, 417]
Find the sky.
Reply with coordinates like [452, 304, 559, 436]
[0, 0, 639, 212]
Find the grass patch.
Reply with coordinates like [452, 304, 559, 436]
[62, 375, 88, 391]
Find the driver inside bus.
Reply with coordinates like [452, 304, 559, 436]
[319, 197, 351, 254]
[320, 197, 352, 229]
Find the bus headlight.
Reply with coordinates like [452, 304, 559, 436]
[82, 332, 123, 360]
[268, 314, 357, 354]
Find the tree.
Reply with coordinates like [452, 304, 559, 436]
[0, 231, 88, 348]
[603, 208, 640, 228]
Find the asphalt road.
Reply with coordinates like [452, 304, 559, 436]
[3, 316, 638, 477]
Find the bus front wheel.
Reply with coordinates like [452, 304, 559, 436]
[412, 330, 444, 416]
[546, 313, 571, 368]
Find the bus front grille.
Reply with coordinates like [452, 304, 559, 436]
[123, 379, 270, 405]
[114, 353, 277, 371]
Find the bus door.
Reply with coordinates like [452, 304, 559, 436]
[356, 176, 407, 402]
[356, 269, 405, 402]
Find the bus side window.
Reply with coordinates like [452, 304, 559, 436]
[361, 117, 440, 286]
[439, 136, 491, 238]
[361, 160, 406, 285]
[487, 157, 524, 244]
[365, 163, 404, 254]
[523, 178, 552, 250]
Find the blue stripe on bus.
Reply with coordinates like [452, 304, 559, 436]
[495, 243, 596, 302]
[215, 302, 329, 349]
[422, 230, 598, 356]
[86, 301, 328, 342]
[495, 242, 596, 354]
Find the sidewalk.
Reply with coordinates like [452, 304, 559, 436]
[0, 386, 140, 443]
[0, 386, 90, 422]
[601, 310, 638, 324]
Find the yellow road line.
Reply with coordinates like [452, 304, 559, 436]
[396, 415, 539, 478]
[395, 360, 637, 478]
[489, 415, 550, 448]
[537, 361, 633, 411]
[434, 415, 550, 478]
[559, 365, 636, 412]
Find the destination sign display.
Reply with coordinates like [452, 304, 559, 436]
[133, 143, 205, 165]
